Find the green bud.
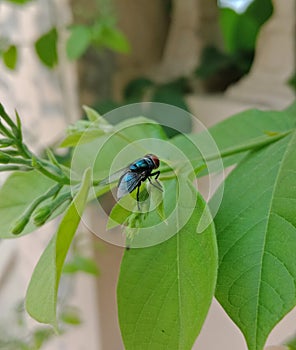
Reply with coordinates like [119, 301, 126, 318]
[11, 215, 30, 235]
[33, 205, 52, 226]
[0, 150, 11, 164]
[0, 138, 14, 148]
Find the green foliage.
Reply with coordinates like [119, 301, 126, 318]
[117, 192, 217, 350]
[196, 0, 273, 88]
[288, 72, 296, 92]
[195, 46, 253, 89]
[66, 18, 130, 60]
[95, 77, 192, 137]
[0, 104, 73, 237]
[60, 106, 112, 147]
[35, 28, 58, 68]
[213, 133, 296, 350]
[2, 45, 18, 70]
[2, 0, 130, 70]
[124, 77, 190, 114]
[66, 26, 92, 60]
[91, 19, 130, 53]
[0, 101, 296, 349]
[0, 171, 55, 238]
[219, 0, 273, 54]
[25, 168, 91, 329]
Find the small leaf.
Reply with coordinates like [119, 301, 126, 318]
[2, 45, 18, 70]
[35, 28, 58, 68]
[66, 26, 91, 60]
[83, 105, 101, 121]
[92, 21, 130, 53]
[60, 306, 82, 325]
[46, 148, 61, 169]
[25, 168, 91, 329]
[33, 328, 55, 349]
[99, 27, 130, 53]
[59, 109, 113, 148]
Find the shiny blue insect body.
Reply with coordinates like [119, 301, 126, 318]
[102, 154, 162, 209]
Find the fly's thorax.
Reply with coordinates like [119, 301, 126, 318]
[129, 157, 154, 172]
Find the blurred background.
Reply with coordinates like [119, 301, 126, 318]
[0, 0, 295, 349]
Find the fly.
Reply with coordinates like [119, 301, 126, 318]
[101, 154, 162, 209]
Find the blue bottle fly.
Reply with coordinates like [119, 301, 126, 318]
[101, 154, 162, 209]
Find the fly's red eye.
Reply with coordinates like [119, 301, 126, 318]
[147, 154, 159, 168]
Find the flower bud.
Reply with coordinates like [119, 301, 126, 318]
[11, 215, 30, 235]
[0, 138, 14, 148]
[33, 205, 52, 227]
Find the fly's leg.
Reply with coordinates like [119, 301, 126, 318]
[151, 171, 160, 179]
[149, 171, 162, 191]
[136, 184, 141, 211]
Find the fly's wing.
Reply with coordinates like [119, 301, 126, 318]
[117, 172, 142, 199]
[99, 168, 128, 186]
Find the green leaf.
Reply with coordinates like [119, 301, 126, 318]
[35, 28, 58, 68]
[2, 45, 18, 70]
[25, 168, 91, 329]
[172, 103, 296, 173]
[83, 105, 101, 122]
[92, 21, 130, 53]
[63, 255, 99, 275]
[219, 8, 257, 53]
[60, 108, 113, 148]
[32, 328, 55, 349]
[60, 121, 109, 148]
[213, 132, 296, 350]
[117, 191, 217, 350]
[66, 26, 92, 60]
[219, 0, 272, 54]
[0, 171, 55, 238]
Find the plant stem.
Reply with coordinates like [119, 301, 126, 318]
[35, 165, 70, 185]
